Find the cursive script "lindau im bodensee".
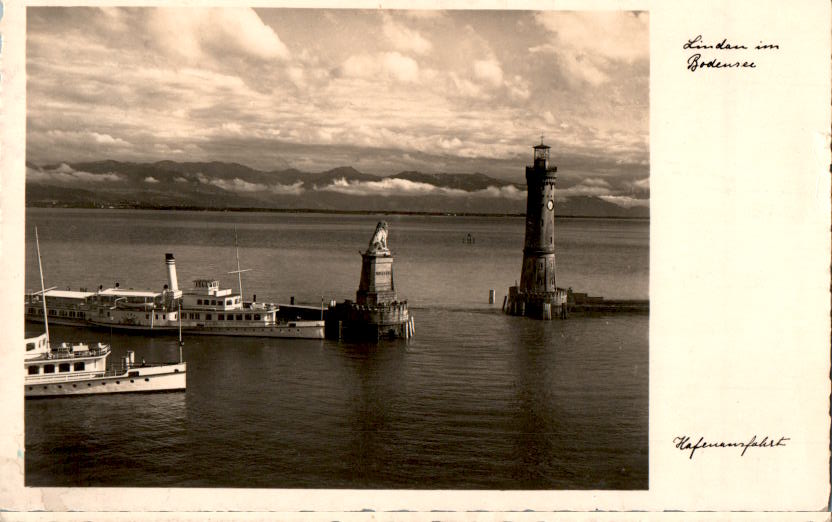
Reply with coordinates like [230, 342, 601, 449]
[673, 435, 790, 459]
[683, 35, 780, 72]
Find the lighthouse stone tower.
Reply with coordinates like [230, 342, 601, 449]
[506, 142, 568, 320]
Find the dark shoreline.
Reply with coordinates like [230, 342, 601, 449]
[26, 204, 650, 220]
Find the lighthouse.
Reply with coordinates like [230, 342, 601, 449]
[505, 141, 568, 320]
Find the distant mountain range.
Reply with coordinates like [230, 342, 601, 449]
[25, 160, 649, 218]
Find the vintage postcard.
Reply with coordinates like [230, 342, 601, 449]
[0, 0, 828, 518]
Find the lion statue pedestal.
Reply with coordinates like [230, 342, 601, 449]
[325, 221, 414, 341]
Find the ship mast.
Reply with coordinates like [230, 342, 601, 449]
[34, 227, 54, 349]
[227, 226, 251, 301]
[178, 301, 183, 364]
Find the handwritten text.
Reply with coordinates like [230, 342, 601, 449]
[673, 435, 790, 459]
[683, 35, 779, 72]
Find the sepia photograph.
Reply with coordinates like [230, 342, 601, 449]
[21, 7, 650, 489]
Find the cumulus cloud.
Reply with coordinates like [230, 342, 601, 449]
[581, 177, 612, 188]
[473, 59, 504, 86]
[315, 177, 525, 200]
[382, 13, 432, 55]
[633, 177, 650, 189]
[599, 195, 649, 208]
[46, 130, 130, 148]
[532, 11, 648, 86]
[194, 172, 305, 195]
[534, 11, 648, 63]
[27, 164, 125, 184]
[557, 181, 614, 198]
[147, 8, 290, 63]
[341, 52, 420, 83]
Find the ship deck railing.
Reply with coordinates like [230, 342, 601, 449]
[35, 346, 111, 360]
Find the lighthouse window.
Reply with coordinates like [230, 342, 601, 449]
[59, 363, 70, 372]
[44, 364, 55, 374]
[74, 362, 85, 371]
[28, 366, 39, 375]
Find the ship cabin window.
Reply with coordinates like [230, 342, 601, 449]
[245, 314, 252, 321]
[197, 299, 203, 305]
[26, 342, 35, 352]
[211, 300, 217, 305]
[218, 314, 225, 320]
[146, 314, 150, 319]
[79, 312, 85, 318]
[155, 314, 159, 320]
[74, 362, 85, 371]
[28, 366, 39, 375]
[69, 311, 75, 318]
[236, 314, 243, 320]
[44, 364, 55, 374]
[27, 308, 34, 314]
[206, 314, 212, 320]
[49, 310, 56, 316]
[226, 299, 232, 305]
[254, 314, 261, 321]
[59, 363, 70, 373]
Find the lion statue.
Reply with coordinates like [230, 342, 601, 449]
[367, 221, 389, 253]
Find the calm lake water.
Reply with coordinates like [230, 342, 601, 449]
[24, 208, 648, 489]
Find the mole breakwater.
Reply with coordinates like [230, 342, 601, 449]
[566, 291, 649, 315]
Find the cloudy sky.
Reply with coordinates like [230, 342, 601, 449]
[27, 8, 649, 205]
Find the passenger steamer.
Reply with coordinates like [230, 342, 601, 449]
[25, 229, 186, 398]
[25, 254, 325, 339]
[25, 333, 186, 398]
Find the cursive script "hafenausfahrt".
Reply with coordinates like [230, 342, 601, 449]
[673, 435, 789, 459]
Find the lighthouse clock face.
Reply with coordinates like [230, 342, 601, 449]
[547, 200, 554, 211]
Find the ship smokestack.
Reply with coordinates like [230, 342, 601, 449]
[165, 253, 179, 292]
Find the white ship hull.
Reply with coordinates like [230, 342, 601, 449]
[187, 321, 325, 339]
[25, 363, 187, 398]
[87, 318, 325, 338]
